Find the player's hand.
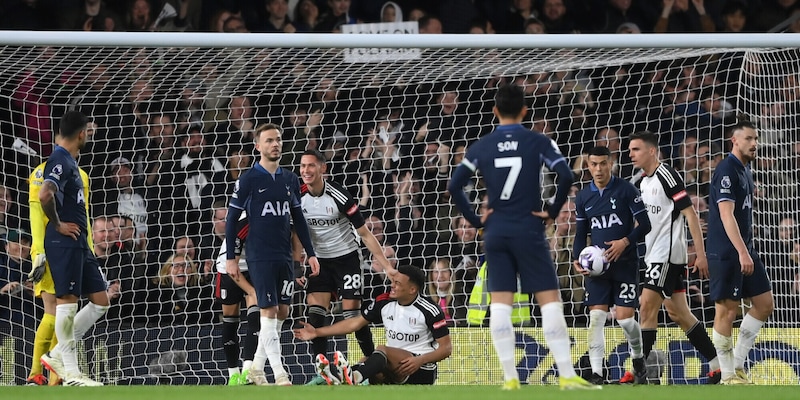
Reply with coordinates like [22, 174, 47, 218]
[307, 256, 320, 277]
[573, 260, 590, 276]
[55, 221, 80, 240]
[739, 251, 754, 276]
[395, 355, 424, 377]
[603, 238, 629, 262]
[1, 282, 21, 295]
[106, 280, 121, 301]
[693, 254, 709, 279]
[28, 254, 47, 283]
[226, 259, 240, 280]
[292, 321, 317, 340]
[532, 210, 553, 226]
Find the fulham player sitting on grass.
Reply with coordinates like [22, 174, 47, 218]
[293, 265, 451, 385]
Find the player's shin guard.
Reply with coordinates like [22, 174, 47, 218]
[344, 309, 374, 356]
[642, 328, 657, 360]
[31, 313, 56, 377]
[489, 303, 518, 382]
[618, 317, 644, 359]
[734, 314, 764, 370]
[541, 302, 577, 379]
[588, 309, 608, 376]
[243, 306, 260, 364]
[686, 321, 718, 367]
[308, 305, 328, 357]
[222, 315, 241, 372]
[353, 350, 388, 382]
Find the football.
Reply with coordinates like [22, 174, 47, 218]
[578, 245, 609, 277]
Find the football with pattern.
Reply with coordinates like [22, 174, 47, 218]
[578, 246, 609, 277]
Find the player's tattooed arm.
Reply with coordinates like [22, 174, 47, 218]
[39, 180, 80, 239]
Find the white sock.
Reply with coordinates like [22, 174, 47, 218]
[242, 360, 253, 371]
[261, 316, 287, 378]
[73, 302, 109, 340]
[252, 317, 268, 371]
[489, 303, 517, 382]
[709, 356, 720, 371]
[54, 303, 79, 376]
[228, 367, 240, 377]
[734, 314, 764, 370]
[541, 302, 576, 379]
[713, 329, 734, 379]
[587, 309, 607, 376]
[617, 317, 644, 359]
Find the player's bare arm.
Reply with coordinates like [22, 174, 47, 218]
[718, 200, 754, 275]
[356, 225, 395, 275]
[38, 180, 79, 240]
[396, 335, 453, 377]
[681, 205, 708, 278]
[293, 314, 369, 340]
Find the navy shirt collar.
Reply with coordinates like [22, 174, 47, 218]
[727, 153, 747, 169]
[589, 176, 617, 192]
[254, 163, 283, 175]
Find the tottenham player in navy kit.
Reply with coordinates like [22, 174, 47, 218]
[573, 146, 651, 385]
[226, 123, 320, 386]
[628, 131, 720, 384]
[298, 149, 395, 385]
[707, 120, 773, 385]
[294, 265, 451, 385]
[38, 111, 109, 386]
[448, 84, 599, 391]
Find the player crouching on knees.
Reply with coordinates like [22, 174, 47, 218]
[294, 265, 452, 385]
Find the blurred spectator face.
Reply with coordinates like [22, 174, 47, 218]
[543, 0, 566, 20]
[314, 78, 337, 102]
[556, 198, 576, 227]
[212, 208, 227, 239]
[439, 91, 459, 115]
[87, 64, 110, 92]
[672, 0, 690, 12]
[514, 0, 533, 12]
[610, 0, 631, 11]
[297, 0, 319, 20]
[175, 236, 196, 260]
[228, 149, 252, 180]
[114, 216, 136, 245]
[431, 259, 452, 293]
[596, 128, 620, 153]
[113, 163, 133, 188]
[168, 255, 194, 287]
[451, 144, 466, 165]
[184, 129, 206, 157]
[92, 217, 115, 253]
[697, 144, 710, 170]
[4, 236, 31, 263]
[223, 16, 248, 33]
[382, 245, 397, 269]
[453, 216, 477, 243]
[382, 4, 397, 22]
[328, 0, 351, 16]
[419, 17, 442, 33]
[524, 19, 546, 34]
[229, 96, 253, 121]
[212, 10, 234, 32]
[723, 8, 747, 32]
[0, 186, 11, 217]
[149, 114, 176, 146]
[267, 0, 289, 18]
[131, 0, 152, 29]
[365, 215, 385, 244]
[290, 107, 308, 127]
[779, 217, 797, 242]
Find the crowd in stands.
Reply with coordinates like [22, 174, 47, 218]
[3, 4, 800, 381]
[1, 0, 800, 35]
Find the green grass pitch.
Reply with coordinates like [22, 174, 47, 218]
[2, 385, 798, 400]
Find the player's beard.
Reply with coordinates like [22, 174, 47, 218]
[266, 153, 281, 163]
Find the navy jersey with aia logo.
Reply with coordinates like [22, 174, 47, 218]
[707, 154, 754, 257]
[228, 164, 302, 262]
[42, 145, 89, 249]
[574, 176, 646, 262]
[451, 123, 569, 237]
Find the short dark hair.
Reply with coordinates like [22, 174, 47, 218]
[302, 149, 326, 163]
[494, 84, 525, 118]
[588, 146, 611, 157]
[58, 111, 89, 139]
[629, 131, 659, 148]
[732, 119, 757, 132]
[397, 265, 426, 291]
[254, 123, 281, 141]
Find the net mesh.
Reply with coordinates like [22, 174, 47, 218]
[1, 42, 799, 385]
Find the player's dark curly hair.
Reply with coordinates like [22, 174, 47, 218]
[397, 265, 426, 292]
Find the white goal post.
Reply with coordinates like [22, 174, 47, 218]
[1, 31, 800, 386]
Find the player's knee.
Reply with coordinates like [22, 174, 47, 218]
[307, 305, 327, 328]
[752, 297, 774, 320]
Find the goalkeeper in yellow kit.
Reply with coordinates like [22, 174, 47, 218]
[26, 162, 94, 386]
